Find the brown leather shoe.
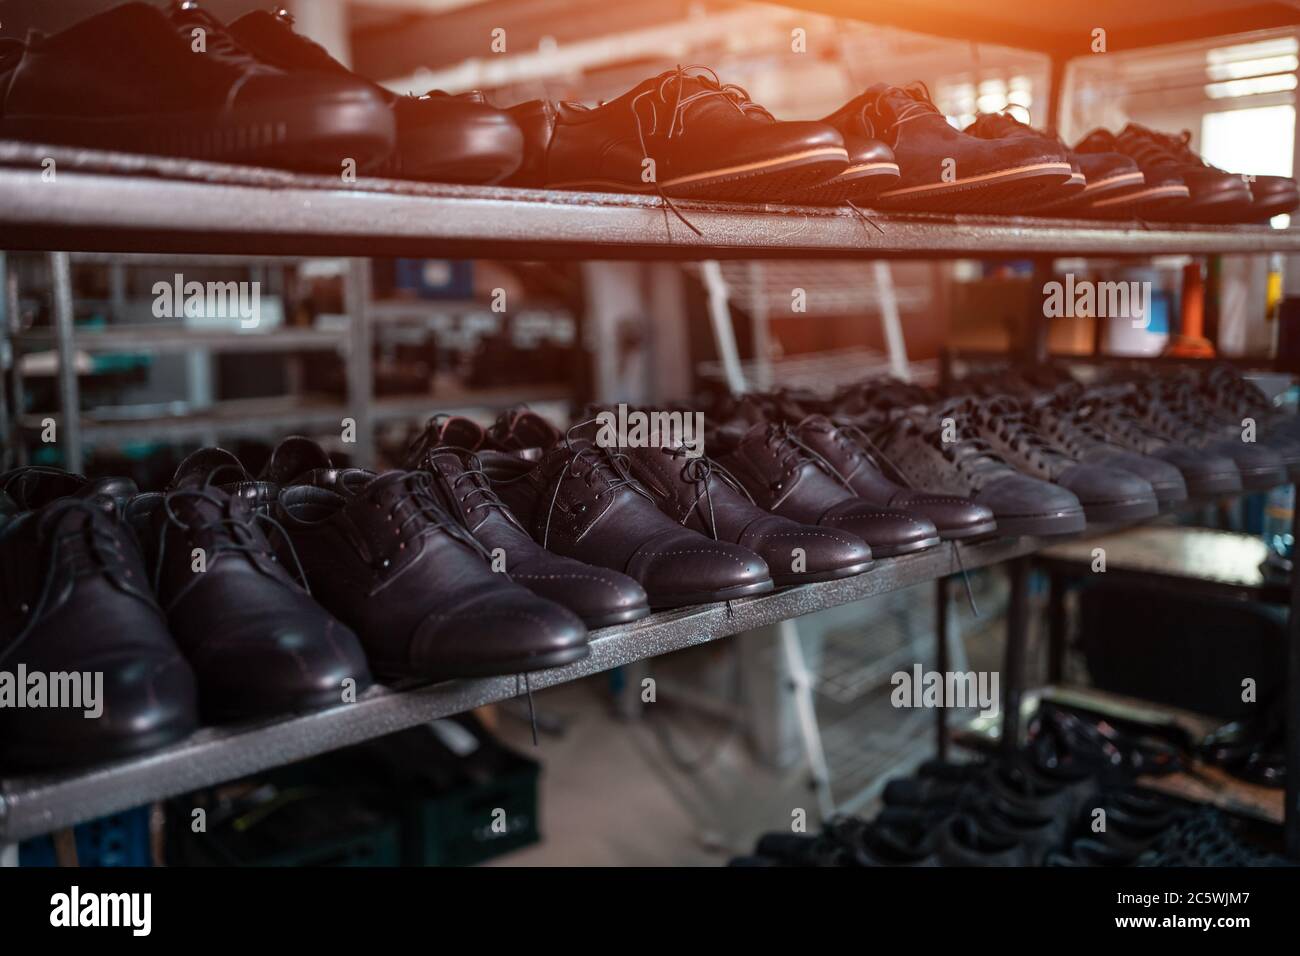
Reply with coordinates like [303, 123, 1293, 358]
[619, 441, 873, 586]
[408, 416, 651, 628]
[792, 415, 997, 541]
[481, 415, 773, 609]
[712, 422, 941, 558]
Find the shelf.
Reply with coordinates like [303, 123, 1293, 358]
[1037, 525, 1289, 603]
[3, 142, 1300, 261]
[957, 686, 1284, 826]
[0, 530, 1043, 842]
[16, 386, 571, 445]
[12, 326, 348, 355]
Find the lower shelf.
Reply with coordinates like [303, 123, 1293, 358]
[0, 531, 1038, 843]
[957, 685, 1284, 826]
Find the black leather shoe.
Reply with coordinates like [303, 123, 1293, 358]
[784, 109, 899, 204]
[278, 468, 589, 679]
[0, 2, 395, 172]
[873, 399, 1088, 536]
[0, 474, 198, 769]
[1036, 149, 1145, 214]
[228, 8, 524, 184]
[408, 416, 651, 627]
[1112, 125, 1256, 223]
[126, 448, 373, 721]
[966, 396, 1159, 524]
[513, 65, 849, 201]
[845, 83, 1072, 212]
[711, 421, 942, 558]
[1074, 127, 1225, 219]
[793, 415, 997, 540]
[616, 439, 873, 587]
[1248, 174, 1300, 220]
[482, 413, 774, 608]
[1028, 390, 1188, 510]
[961, 111, 1083, 210]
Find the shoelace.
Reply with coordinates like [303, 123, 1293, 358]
[540, 419, 653, 549]
[661, 445, 755, 541]
[868, 81, 944, 130]
[761, 423, 858, 493]
[901, 399, 1009, 480]
[628, 65, 761, 237]
[154, 485, 311, 597]
[2, 498, 131, 664]
[379, 471, 495, 565]
[1115, 124, 1185, 167]
[169, 1, 262, 68]
[977, 396, 1072, 464]
[264, 5, 344, 72]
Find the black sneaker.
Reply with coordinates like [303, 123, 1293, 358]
[1074, 128, 1191, 217]
[873, 398, 1086, 536]
[961, 111, 1082, 211]
[516, 66, 849, 202]
[964, 396, 1159, 524]
[1028, 389, 1188, 510]
[1117, 125, 1256, 223]
[851, 83, 1072, 212]
[1125, 380, 1286, 491]
[0, 1, 395, 172]
[228, 8, 523, 184]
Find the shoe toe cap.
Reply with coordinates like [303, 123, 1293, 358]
[412, 589, 588, 676]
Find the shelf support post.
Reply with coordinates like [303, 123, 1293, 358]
[1001, 556, 1032, 753]
[1286, 483, 1300, 858]
[49, 251, 83, 475]
[935, 575, 950, 759]
[344, 258, 375, 468]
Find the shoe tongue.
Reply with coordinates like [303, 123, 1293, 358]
[1075, 128, 1117, 151]
[433, 415, 487, 451]
[493, 407, 562, 452]
[260, 436, 332, 485]
[172, 447, 249, 490]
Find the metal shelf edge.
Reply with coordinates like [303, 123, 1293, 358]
[0, 531, 1037, 842]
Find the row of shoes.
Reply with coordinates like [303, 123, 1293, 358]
[4, 4, 1294, 224]
[0, 2, 526, 184]
[725, 362, 1299, 540]
[737, 700, 1290, 867]
[735, 756, 1286, 867]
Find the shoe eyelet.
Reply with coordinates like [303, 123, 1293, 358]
[574, 503, 588, 515]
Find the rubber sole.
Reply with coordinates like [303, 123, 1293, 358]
[1178, 472, 1244, 498]
[787, 162, 900, 205]
[551, 147, 850, 203]
[936, 517, 1000, 541]
[372, 642, 591, 682]
[1234, 464, 1288, 492]
[1035, 170, 1145, 212]
[201, 674, 376, 724]
[1088, 183, 1190, 217]
[583, 604, 653, 629]
[991, 508, 1088, 537]
[648, 576, 776, 610]
[874, 161, 1074, 212]
[0, 719, 195, 773]
[0, 93, 396, 174]
[1078, 496, 1160, 524]
[771, 559, 875, 588]
[866, 534, 943, 558]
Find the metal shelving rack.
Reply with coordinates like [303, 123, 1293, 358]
[3, 0, 1300, 863]
[1, 146, 1299, 853]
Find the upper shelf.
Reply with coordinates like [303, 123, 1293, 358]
[2, 141, 1299, 261]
